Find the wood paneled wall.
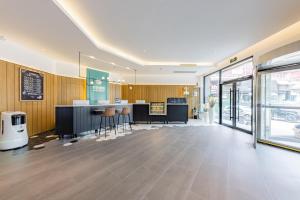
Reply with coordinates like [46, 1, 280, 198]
[109, 83, 122, 103]
[121, 85, 200, 117]
[0, 60, 86, 136]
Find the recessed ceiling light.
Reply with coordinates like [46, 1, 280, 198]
[89, 56, 95, 59]
[111, 62, 116, 65]
[126, 67, 131, 70]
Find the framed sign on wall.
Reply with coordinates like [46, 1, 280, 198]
[20, 69, 44, 101]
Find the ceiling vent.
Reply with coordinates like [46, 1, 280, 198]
[179, 64, 198, 67]
[173, 70, 197, 74]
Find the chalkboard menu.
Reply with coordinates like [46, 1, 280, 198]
[20, 69, 44, 101]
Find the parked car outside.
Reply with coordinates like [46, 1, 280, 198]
[271, 108, 300, 123]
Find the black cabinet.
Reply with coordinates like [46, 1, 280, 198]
[133, 104, 149, 123]
[132, 103, 188, 124]
[167, 104, 188, 124]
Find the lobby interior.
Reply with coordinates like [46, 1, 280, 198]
[1, 0, 300, 200]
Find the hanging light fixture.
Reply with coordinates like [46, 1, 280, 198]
[134, 69, 137, 85]
[183, 86, 190, 97]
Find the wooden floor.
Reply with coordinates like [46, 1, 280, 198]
[1, 125, 300, 200]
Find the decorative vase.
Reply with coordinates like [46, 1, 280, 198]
[208, 108, 214, 124]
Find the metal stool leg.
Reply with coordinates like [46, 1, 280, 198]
[128, 114, 132, 132]
[117, 114, 120, 131]
[123, 115, 125, 132]
[109, 117, 112, 132]
[104, 116, 107, 138]
[112, 116, 116, 135]
[99, 116, 102, 135]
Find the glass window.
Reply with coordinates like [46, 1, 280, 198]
[221, 59, 253, 82]
[204, 71, 220, 122]
[258, 67, 300, 150]
[264, 51, 300, 67]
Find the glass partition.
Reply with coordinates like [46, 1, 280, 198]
[204, 71, 220, 122]
[258, 67, 300, 150]
[86, 68, 109, 104]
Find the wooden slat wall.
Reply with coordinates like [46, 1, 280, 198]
[55, 76, 86, 105]
[109, 83, 121, 103]
[0, 60, 86, 136]
[121, 85, 200, 117]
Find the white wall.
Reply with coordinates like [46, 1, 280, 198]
[0, 39, 126, 82]
[122, 73, 197, 85]
[205, 21, 300, 75]
[0, 39, 197, 85]
[0, 39, 56, 73]
[0, 39, 85, 78]
[198, 20, 300, 104]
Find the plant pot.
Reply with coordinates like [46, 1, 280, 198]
[293, 124, 300, 139]
[209, 109, 214, 124]
[203, 112, 209, 123]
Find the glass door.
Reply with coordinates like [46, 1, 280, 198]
[236, 79, 252, 132]
[221, 78, 253, 133]
[221, 83, 234, 126]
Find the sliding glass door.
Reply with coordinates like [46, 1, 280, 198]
[221, 78, 252, 133]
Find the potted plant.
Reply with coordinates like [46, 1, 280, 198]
[203, 103, 209, 123]
[207, 95, 217, 124]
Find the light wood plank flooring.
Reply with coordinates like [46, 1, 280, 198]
[1, 125, 300, 200]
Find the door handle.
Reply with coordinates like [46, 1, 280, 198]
[237, 89, 240, 121]
[229, 88, 233, 119]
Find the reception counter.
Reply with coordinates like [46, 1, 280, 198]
[55, 104, 132, 138]
[55, 102, 188, 138]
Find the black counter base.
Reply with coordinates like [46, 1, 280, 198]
[133, 104, 188, 124]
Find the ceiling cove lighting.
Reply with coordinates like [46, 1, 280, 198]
[52, 0, 144, 65]
[146, 62, 213, 66]
[83, 53, 134, 71]
[52, 0, 213, 67]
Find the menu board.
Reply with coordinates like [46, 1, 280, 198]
[20, 69, 44, 101]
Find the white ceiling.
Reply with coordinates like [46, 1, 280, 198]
[1, 0, 300, 76]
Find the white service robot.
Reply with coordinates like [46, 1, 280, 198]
[0, 112, 29, 150]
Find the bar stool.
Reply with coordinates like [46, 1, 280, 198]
[92, 109, 104, 135]
[117, 107, 132, 132]
[100, 107, 117, 137]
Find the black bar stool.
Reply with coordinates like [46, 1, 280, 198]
[100, 107, 117, 137]
[92, 109, 103, 135]
[117, 107, 132, 132]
